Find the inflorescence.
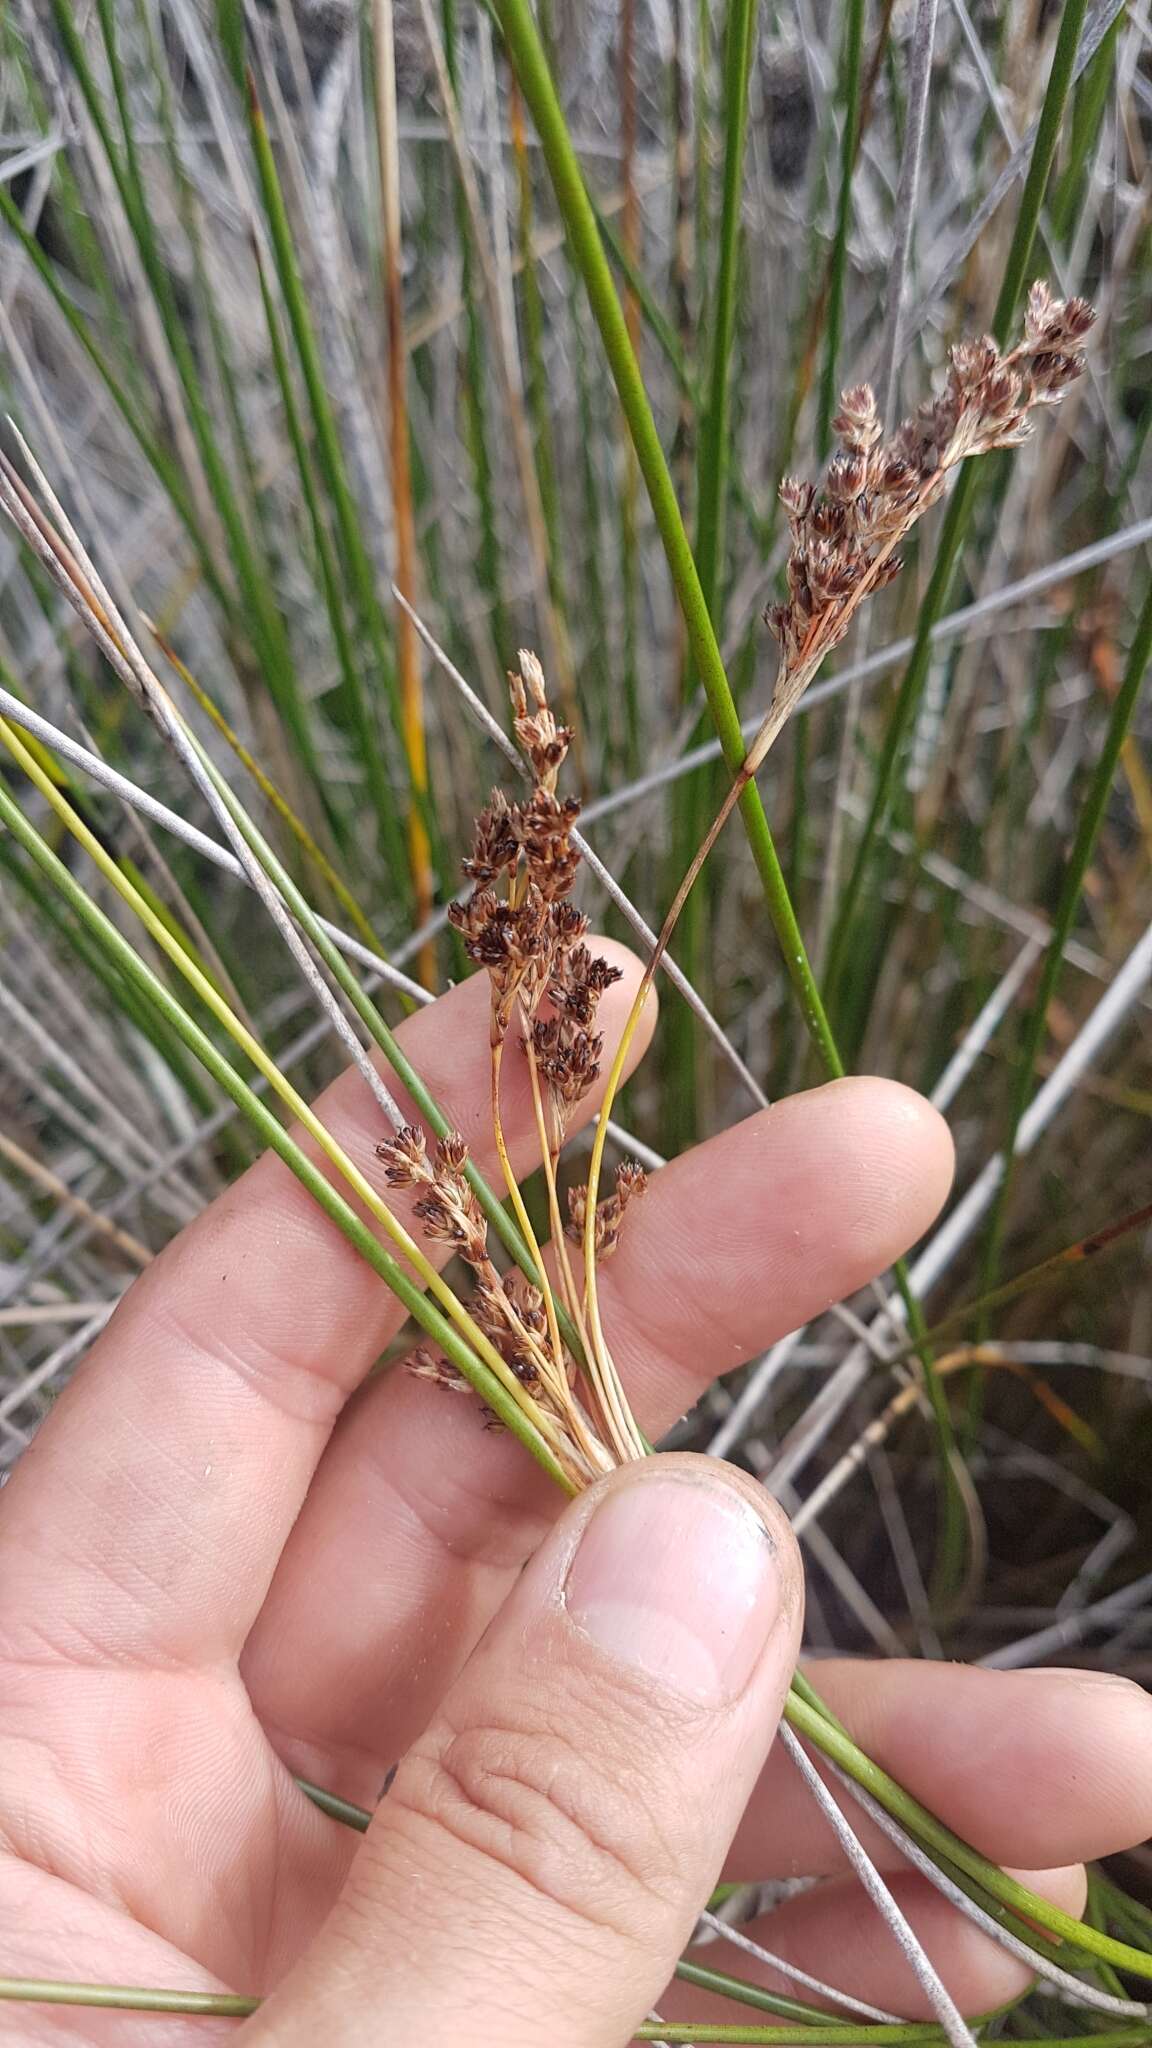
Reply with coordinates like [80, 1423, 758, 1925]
[378, 653, 648, 1475]
[757, 283, 1095, 756]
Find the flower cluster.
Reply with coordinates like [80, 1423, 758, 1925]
[377, 1124, 487, 1266]
[567, 1161, 648, 1261]
[382, 655, 652, 1471]
[448, 652, 622, 1136]
[378, 1123, 555, 1398]
[764, 283, 1095, 694]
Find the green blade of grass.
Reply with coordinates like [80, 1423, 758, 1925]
[785, 1688, 1152, 1979]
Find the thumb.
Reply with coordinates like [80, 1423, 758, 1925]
[254, 1454, 803, 2047]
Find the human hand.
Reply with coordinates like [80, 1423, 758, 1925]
[1, 946, 1149, 2045]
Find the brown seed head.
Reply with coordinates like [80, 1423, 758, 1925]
[407, 1346, 473, 1394]
[508, 651, 572, 782]
[764, 285, 1095, 696]
[463, 790, 519, 884]
[831, 382, 881, 454]
[376, 1123, 430, 1186]
[567, 1159, 648, 1259]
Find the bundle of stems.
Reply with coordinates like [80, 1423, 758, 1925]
[0, 437, 1149, 2034]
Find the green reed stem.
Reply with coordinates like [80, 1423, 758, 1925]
[0, 1979, 257, 2018]
[182, 716, 591, 1365]
[633, 2028, 978, 2045]
[823, 0, 1091, 1014]
[295, 1777, 372, 1832]
[817, 0, 866, 457]
[0, 766, 571, 1493]
[668, 0, 758, 1151]
[488, 0, 839, 1076]
[785, 1689, 1152, 1979]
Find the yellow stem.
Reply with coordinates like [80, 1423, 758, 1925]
[523, 1033, 586, 1339]
[490, 1034, 565, 1374]
[0, 716, 574, 1467]
[582, 767, 749, 1369]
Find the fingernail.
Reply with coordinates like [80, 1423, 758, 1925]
[564, 1473, 782, 1707]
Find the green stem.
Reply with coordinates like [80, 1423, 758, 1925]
[633, 2029, 977, 2045]
[0, 767, 572, 1493]
[182, 730, 592, 1368]
[668, 0, 758, 1153]
[817, 0, 867, 458]
[0, 1979, 256, 2018]
[488, 0, 840, 1075]
[295, 1777, 372, 1832]
[823, 0, 1092, 1013]
[785, 1690, 1152, 1979]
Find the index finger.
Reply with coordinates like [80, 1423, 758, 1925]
[0, 945, 652, 1672]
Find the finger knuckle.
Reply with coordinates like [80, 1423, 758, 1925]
[394, 1704, 681, 1942]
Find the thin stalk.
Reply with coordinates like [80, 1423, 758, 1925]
[373, 0, 435, 975]
[490, 1033, 566, 1378]
[295, 1778, 372, 1831]
[786, 1689, 1152, 1979]
[149, 622, 384, 959]
[582, 777, 737, 1382]
[618, 0, 642, 780]
[0, 1980, 257, 2018]
[633, 2031, 975, 2045]
[695, 0, 758, 612]
[822, 0, 1092, 1011]
[0, 717, 581, 1484]
[667, 0, 758, 1151]
[672, 1959, 873, 2028]
[488, 0, 841, 1076]
[1049, 7, 1123, 241]
[508, 78, 564, 596]
[524, 1035, 589, 1351]
[0, 763, 572, 1490]
[817, 0, 867, 456]
[442, 0, 511, 665]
